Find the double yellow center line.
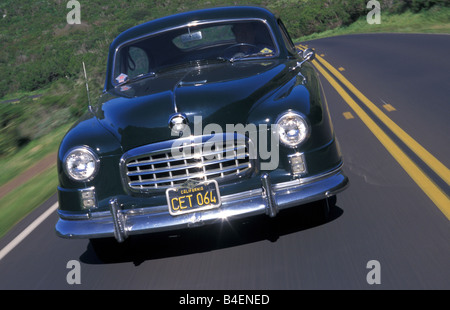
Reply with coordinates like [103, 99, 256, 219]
[297, 44, 450, 220]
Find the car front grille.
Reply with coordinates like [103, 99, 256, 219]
[121, 134, 255, 193]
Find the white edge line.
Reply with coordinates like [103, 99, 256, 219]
[0, 202, 59, 261]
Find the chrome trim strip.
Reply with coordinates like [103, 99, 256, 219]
[57, 210, 90, 220]
[273, 162, 344, 190]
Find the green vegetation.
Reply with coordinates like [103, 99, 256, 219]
[0, 124, 70, 239]
[298, 4, 450, 41]
[0, 0, 448, 238]
[0, 123, 70, 186]
[0, 166, 58, 239]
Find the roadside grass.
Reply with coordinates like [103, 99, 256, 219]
[0, 166, 58, 239]
[0, 123, 72, 187]
[0, 123, 72, 239]
[296, 6, 450, 42]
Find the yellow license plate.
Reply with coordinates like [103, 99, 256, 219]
[166, 180, 221, 216]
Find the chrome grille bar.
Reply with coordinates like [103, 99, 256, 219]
[126, 144, 247, 168]
[127, 154, 249, 177]
[129, 163, 251, 187]
[120, 134, 255, 193]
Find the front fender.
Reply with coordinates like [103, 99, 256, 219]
[57, 114, 123, 190]
[246, 62, 341, 179]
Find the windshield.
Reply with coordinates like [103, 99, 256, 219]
[112, 19, 278, 85]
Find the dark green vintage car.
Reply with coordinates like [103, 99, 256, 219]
[56, 6, 348, 245]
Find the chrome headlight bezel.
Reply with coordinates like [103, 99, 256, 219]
[63, 146, 100, 182]
[276, 111, 310, 148]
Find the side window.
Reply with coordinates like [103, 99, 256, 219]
[278, 19, 296, 55]
[127, 46, 149, 78]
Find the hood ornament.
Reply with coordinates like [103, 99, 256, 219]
[168, 113, 189, 137]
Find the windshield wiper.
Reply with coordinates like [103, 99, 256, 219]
[229, 52, 273, 63]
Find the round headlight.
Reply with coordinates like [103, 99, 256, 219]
[63, 147, 99, 182]
[276, 111, 310, 147]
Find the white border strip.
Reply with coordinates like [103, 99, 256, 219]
[0, 202, 59, 261]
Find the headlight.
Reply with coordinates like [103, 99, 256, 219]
[276, 111, 310, 147]
[63, 147, 99, 182]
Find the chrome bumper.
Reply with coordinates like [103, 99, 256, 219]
[56, 165, 348, 242]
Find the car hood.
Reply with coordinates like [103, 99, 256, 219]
[95, 60, 297, 151]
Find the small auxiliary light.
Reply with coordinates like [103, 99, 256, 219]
[79, 187, 97, 209]
[288, 153, 307, 177]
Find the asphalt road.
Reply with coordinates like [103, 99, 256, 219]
[0, 33, 449, 291]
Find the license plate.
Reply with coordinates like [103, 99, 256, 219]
[166, 180, 221, 216]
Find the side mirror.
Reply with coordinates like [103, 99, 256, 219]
[301, 48, 315, 62]
[292, 47, 316, 72]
